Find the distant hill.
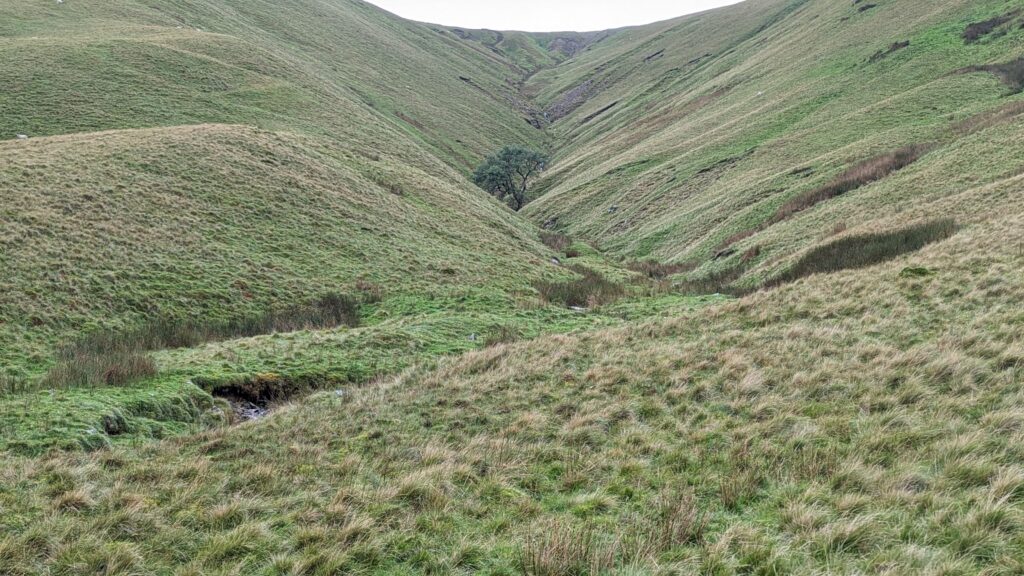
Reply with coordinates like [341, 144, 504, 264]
[523, 0, 1024, 288]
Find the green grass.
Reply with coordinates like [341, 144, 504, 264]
[0, 124, 552, 381]
[524, 0, 1024, 287]
[2, 0, 1024, 573]
[0, 376, 220, 455]
[771, 218, 958, 285]
[2, 210, 1022, 574]
[0, 286, 725, 454]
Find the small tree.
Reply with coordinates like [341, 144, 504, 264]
[472, 146, 548, 211]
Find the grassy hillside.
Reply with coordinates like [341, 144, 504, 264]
[3, 177, 1022, 574]
[0, 0, 546, 170]
[0, 0, 568, 381]
[3, 0, 1024, 573]
[442, 27, 615, 76]
[0, 124, 551, 381]
[524, 0, 1024, 288]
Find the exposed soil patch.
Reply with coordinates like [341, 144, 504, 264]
[869, 41, 909, 63]
[644, 49, 665, 63]
[219, 394, 270, 421]
[545, 79, 602, 123]
[688, 53, 712, 66]
[197, 373, 347, 423]
[958, 57, 1024, 93]
[963, 10, 1020, 44]
[580, 101, 619, 125]
[696, 149, 754, 177]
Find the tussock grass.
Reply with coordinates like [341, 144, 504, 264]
[539, 231, 572, 253]
[773, 218, 957, 284]
[625, 259, 697, 279]
[954, 100, 1024, 135]
[676, 266, 749, 296]
[716, 229, 759, 253]
[3, 212, 1022, 574]
[520, 521, 616, 575]
[42, 293, 364, 390]
[772, 145, 932, 223]
[42, 350, 158, 390]
[483, 325, 523, 347]
[533, 266, 625, 308]
[3, 0, 1024, 573]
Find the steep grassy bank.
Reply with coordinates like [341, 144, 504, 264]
[0, 124, 551, 383]
[524, 0, 1024, 289]
[0, 0, 548, 170]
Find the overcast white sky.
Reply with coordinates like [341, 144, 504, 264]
[365, 1, 743, 32]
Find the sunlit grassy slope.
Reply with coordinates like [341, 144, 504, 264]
[524, 0, 1024, 286]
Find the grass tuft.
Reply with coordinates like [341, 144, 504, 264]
[954, 100, 1024, 135]
[534, 266, 625, 308]
[520, 521, 616, 576]
[540, 231, 572, 253]
[772, 145, 932, 223]
[625, 260, 697, 280]
[676, 266, 749, 296]
[41, 293, 364, 390]
[773, 218, 957, 284]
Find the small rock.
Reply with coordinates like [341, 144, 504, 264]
[16, 134, 28, 140]
[551, 257, 561, 266]
[570, 306, 587, 313]
[334, 389, 345, 397]
[468, 333, 478, 342]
